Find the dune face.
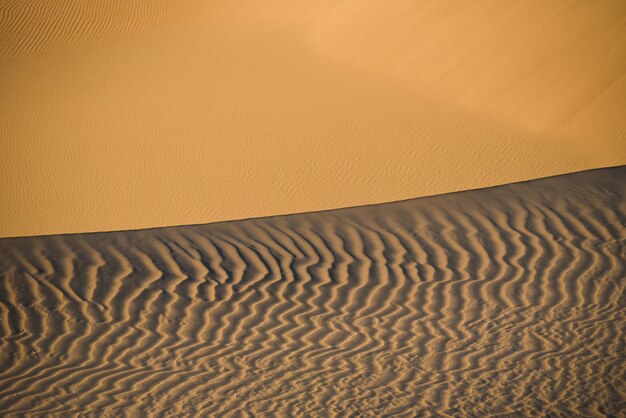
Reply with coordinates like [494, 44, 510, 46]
[2, 0, 626, 237]
[0, 167, 624, 416]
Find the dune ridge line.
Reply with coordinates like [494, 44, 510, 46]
[0, 167, 624, 416]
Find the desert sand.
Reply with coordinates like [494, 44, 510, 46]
[2, 0, 626, 237]
[0, 167, 624, 416]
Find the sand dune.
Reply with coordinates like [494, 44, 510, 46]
[0, 167, 624, 416]
[2, 0, 625, 237]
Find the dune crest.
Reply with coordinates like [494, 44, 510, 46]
[2, 0, 625, 237]
[1, 167, 624, 416]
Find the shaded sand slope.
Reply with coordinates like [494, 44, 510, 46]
[1, 167, 625, 417]
[2, 0, 626, 237]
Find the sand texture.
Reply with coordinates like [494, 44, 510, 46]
[1, 166, 624, 417]
[2, 0, 626, 237]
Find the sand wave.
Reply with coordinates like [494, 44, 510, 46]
[0, 167, 624, 416]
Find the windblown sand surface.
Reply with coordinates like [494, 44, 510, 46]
[1, 167, 624, 416]
[2, 0, 626, 237]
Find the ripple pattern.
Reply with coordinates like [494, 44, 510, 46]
[1, 167, 625, 417]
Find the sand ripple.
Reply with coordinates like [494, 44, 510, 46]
[0, 167, 625, 417]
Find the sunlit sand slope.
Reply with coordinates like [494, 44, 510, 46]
[1, 167, 624, 417]
[2, 0, 625, 237]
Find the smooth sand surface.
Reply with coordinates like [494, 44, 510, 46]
[2, 0, 625, 237]
[1, 167, 624, 416]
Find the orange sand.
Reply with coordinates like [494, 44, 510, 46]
[1, 0, 625, 237]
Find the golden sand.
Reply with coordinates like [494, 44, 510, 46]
[1, 0, 625, 237]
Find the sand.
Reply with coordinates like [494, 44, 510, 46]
[0, 166, 624, 416]
[2, 0, 626, 237]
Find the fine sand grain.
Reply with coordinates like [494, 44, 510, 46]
[2, 0, 626, 237]
[0, 167, 624, 416]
